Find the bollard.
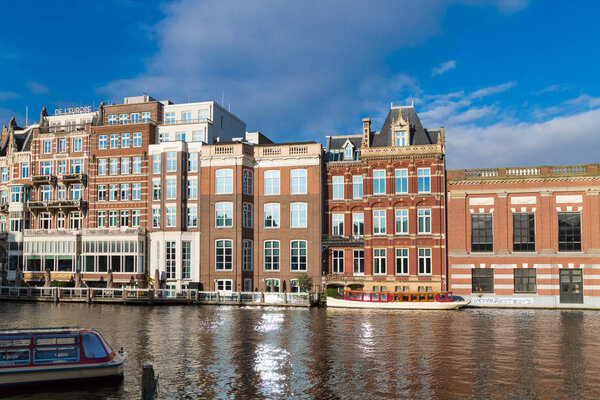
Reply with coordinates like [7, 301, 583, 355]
[238, 291, 242, 304]
[87, 288, 92, 304]
[283, 292, 288, 304]
[54, 288, 59, 303]
[148, 289, 154, 305]
[215, 292, 220, 303]
[141, 363, 158, 400]
[260, 291, 265, 304]
[122, 288, 127, 301]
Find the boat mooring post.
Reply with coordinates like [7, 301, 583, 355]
[141, 363, 158, 400]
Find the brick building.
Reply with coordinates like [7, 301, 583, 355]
[322, 106, 446, 293]
[447, 165, 600, 308]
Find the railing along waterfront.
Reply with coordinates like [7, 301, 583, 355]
[449, 164, 600, 181]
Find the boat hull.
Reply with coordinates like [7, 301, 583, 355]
[0, 352, 127, 386]
[326, 297, 470, 310]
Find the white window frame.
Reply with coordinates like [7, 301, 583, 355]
[290, 240, 307, 272]
[395, 169, 408, 194]
[418, 248, 432, 275]
[290, 169, 307, 195]
[418, 208, 431, 234]
[290, 202, 307, 228]
[332, 249, 344, 274]
[264, 170, 280, 196]
[242, 240, 253, 271]
[417, 168, 431, 194]
[215, 202, 233, 227]
[373, 169, 386, 195]
[264, 240, 280, 271]
[352, 176, 363, 199]
[373, 248, 387, 275]
[395, 248, 409, 275]
[395, 209, 409, 234]
[332, 176, 344, 200]
[332, 213, 344, 236]
[215, 169, 233, 194]
[264, 203, 280, 228]
[352, 213, 364, 237]
[373, 209, 386, 235]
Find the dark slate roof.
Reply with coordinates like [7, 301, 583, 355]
[371, 106, 438, 147]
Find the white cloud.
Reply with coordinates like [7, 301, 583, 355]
[532, 84, 573, 95]
[26, 81, 50, 95]
[495, 0, 529, 14]
[0, 91, 19, 102]
[431, 60, 456, 76]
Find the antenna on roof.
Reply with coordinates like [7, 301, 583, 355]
[228, 103, 231, 112]
[411, 100, 414, 107]
[391, 101, 393, 109]
[222, 92, 225, 107]
[25, 106, 28, 126]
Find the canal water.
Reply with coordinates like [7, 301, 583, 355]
[2, 303, 600, 399]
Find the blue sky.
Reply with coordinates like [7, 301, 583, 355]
[1, 0, 599, 168]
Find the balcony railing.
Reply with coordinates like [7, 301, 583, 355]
[40, 124, 89, 134]
[61, 173, 87, 186]
[31, 175, 57, 187]
[81, 227, 146, 236]
[322, 235, 364, 248]
[27, 199, 88, 211]
[159, 118, 212, 125]
[448, 164, 599, 181]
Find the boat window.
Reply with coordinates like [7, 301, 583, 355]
[363, 293, 370, 301]
[355, 293, 362, 300]
[82, 333, 108, 359]
[380, 294, 387, 301]
[35, 335, 78, 346]
[34, 346, 79, 364]
[372, 293, 379, 301]
[0, 336, 31, 347]
[0, 349, 30, 366]
[348, 292, 354, 299]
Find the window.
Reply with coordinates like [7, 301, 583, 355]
[132, 210, 140, 227]
[373, 248, 386, 275]
[166, 207, 176, 227]
[133, 132, 142, 147]
[472, 268, 494, 293]
[97, 211, 106, 227]
[558, 212, 581, 251]
[71, 184, 83, 201]
[353, 250, 364, 275]
[141, 112, 150, 123]
[133, 157, 141, 174]
[418, 248, 431, 275]
[120, 210, 129, 227]
[57, 185, 66, 200]
[21, 163, 29, 178]
[166, 152, 177, 172]
[216, 202, 233, 227]
[98, 159, 107, 175]
[215, 240, 233, 270]
[291, 169, 307, 194]
[264, 203, 280, 228]
[264, 241, 280, 271]
[373, 209, 386, 235]
[332, 176, 344, 200]
[41, 186, 52, 201]
[72, 138, 82, 152]
[121, 157, 130, 175]
[182, 241, 191, 280]
[108, 115, 117, 125]
[332, 250, 344, 273]
[153, 156, 161, 174]
[56, 138, 66, 153]
[121, 133, 130, 148]
[264, 170, 280, 195]
[98, 135, 107, 149]
[216, 279, 233, 291]
[396, 248, 409, 275]
[97, 185, 106, 201]
[344, 146, 353, 159]
[43, 140, 52, 154]
[165, 112, 176, 124]
[159, 133, 169, 142]
[110, 134, 119, 149]
[418, 209, 431, 234]
[395, 209, 409, 234]
[352, 213, 364, 236]
[119, 114, 128, 124]
[395, 131, 407, 146]
[215, 169, 233, 194]
[109, 185, 118, 201]
[265, 279, 280, 293]
[238, 170, 252, 197]
[332, 213, 344, 236]
[39, 212, 51, 229]
[152, 208, 160, 228]
[513, 213, 535, 252]
[417, 168, 431, 193]
[130, 113, 139, 124]
[514, 268, 536, 293]
[70, 159, 83, 174]
[242, 203, 253, 228]
[352, 176, 363, 199]
[187, 179, 197, 200]
[188, 153, 198, 173]
[109, 211, 118, 227]
[120, 184, 129, 201]
[166, 242, 176, 279]
[10, 186, 24, 203]
[290, 202, 307, 228]
[199, 109, 209, 121]
[290, 240, 307, 271]
[471, 214, 493, 252]
[192, 131, 202, 142]
[242, 240, 253, 271]
[395, 169, 408, 194]
[176, 132, 186, 142]
[187, 207, 197, 228]
[152, 181, 161, 201]
[373, 169, 386, 195]
[166, 179, 177, 200]
[109, 158, 119, 175]
[41, 161, 53, 175]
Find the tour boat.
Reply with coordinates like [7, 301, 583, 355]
[0, 327, 127, 386]
[327, 290, 470, 310]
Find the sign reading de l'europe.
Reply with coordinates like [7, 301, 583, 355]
[54, 106, 93, 116]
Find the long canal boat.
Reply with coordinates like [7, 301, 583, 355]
[0, 327, 127, 386]
[327, 290, 470, 310]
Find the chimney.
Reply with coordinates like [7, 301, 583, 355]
[361, 118, 371, 148]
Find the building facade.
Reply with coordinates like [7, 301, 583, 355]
[322, 106, 446, 293]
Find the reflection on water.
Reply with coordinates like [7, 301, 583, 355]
[2, 303, 600, 399]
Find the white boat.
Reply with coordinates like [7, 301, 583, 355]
[0, 327, 127, 387]
[327, 290, 470, 310]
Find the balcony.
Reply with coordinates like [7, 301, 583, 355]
[448, 164, 600, 182]
[322, 235, 364, 248]
[40, 123, 89, 134]
[27, 199, 88, 213]
[0, 203, 8, 215]
[158, 118, 212, 125]
[61, 173, 87, 186]
[31, 175, 57, 188]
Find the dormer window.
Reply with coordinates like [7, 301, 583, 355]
[395, 131, 407, 146]
[344, 146, 353, 159]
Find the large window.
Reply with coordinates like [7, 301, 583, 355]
[290, 202, 307, 228]
[373, 248, 386, 275]
[152, 181, 161, 201]
[395, 131, 407, 146]
[332, 214, 344, 236]
[513, 213, 535, 252]
[352, 213, 364, 236]
[332, 176, 344, 200]
[216, 169, 233, 194]
[166, 207, 176, 227]
[21, 163, 29, 178]
[514, 268, 536, 293]
[396, 248, 409, 275]
[395, 169, 408, 194]
[264, 241, 280, 271]
[242, 170, 253, 195]
[120, 210, 129, 227]
[166, 152, 177, 172]
[187, 207, 197, 228]
[188, 153, 198, 173]
[132, 184, 141, 201]
[72, 138, 82, 152]
[97, 211, 106, 227]
[332, 250, 344, 274]
[152, 208, 160, 228]
[166, 179, 177, 200]
[215, 240, 233, 270]
[133, 132, 142, 147]
[418, 209, 431, 234]
[352, 176, 363, 199]
[373, 209, 386, 235]
[243, 240, 253, 271]
[109, 158, 119, 175]
[395, 209, 408, 234]
[418, 248, 431, 275]
[97, 185, 106, 201]
[121, 157, 130, 175]
[153, 157, 161, 174]
[132, 210, 140, 227]
[110, 134, 119, 149]
[373, 169, 386, 195]
[558, 212, 581, 251]
[291, 169, 307, 195]
[120, 184, 129, 201]
[181, 241, 191, 280]
[353, 250, 364, 275]
[242, 203, 253, 228]
[121, 133, 130, 148]
[40, 185, 52, 201]
[216, 202, 233, 227]
[472, 268, 494, 293]
[133, 157, 141, 174]
[290, 240, 307, 271]
[471, 214, 493, 252]
[264, 203, 280, 228]
[98, 135, 107, 150]
[264, 170, 280, 195]
[417, 168, 431, 193]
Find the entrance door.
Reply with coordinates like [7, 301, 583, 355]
[560, 269, 583, 304]
[243, 278, 253, 292]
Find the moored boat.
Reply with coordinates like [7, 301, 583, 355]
[327, 290, 470, 310]
[0, 327, 127, 386]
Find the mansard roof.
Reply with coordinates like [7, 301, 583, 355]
[372, 106, 439, 147]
